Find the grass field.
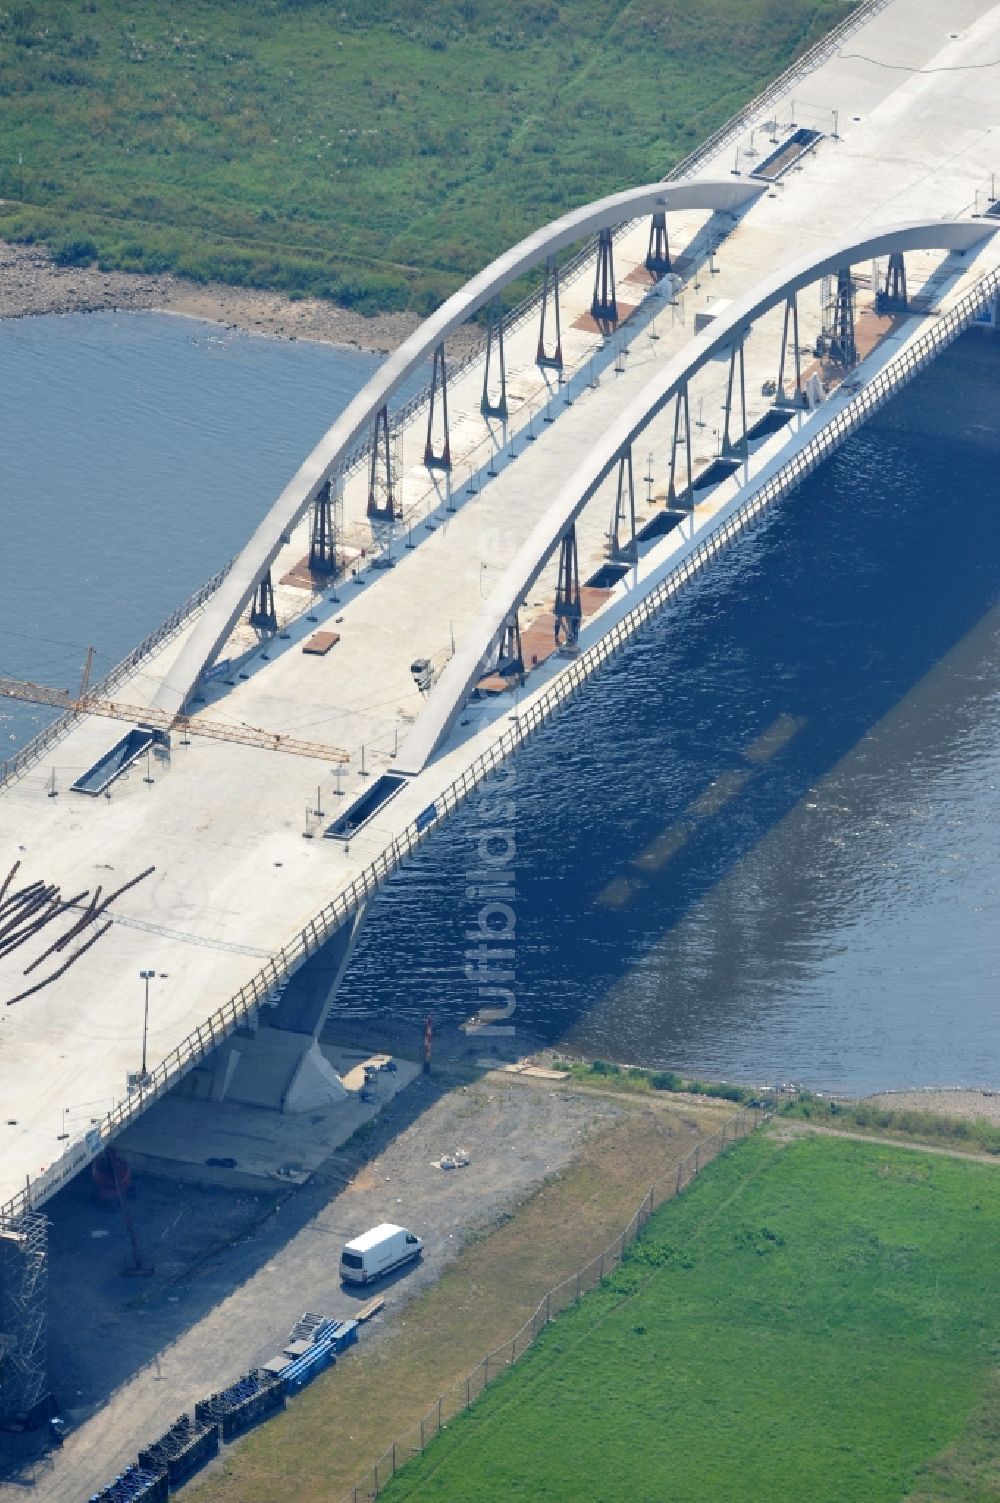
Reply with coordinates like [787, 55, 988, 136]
[0, 0, 851, 313]
[383, 1133, 1000, 1502]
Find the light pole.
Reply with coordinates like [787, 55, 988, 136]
[139, 969, 155, 1080]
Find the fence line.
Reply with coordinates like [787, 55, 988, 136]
[3, 265, 994, 1232]
[339, 1104, 769, 1503]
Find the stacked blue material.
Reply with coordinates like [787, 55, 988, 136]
[91, 1315, 362, 1496]
[330, 1318, 359, 1355]
[280, 1319, 338, 1393]
[279, 1318, 356, 1391]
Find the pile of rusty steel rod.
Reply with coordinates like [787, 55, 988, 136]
[0, 860, 155, 1005]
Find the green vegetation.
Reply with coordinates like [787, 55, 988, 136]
[383, 1133, 1000, 1502]
[0, 0, 852, 313]
[906, 1368, 1000, 1501]
[786, 1091, 1000, 1156]
[552, 1056, 757, 1102]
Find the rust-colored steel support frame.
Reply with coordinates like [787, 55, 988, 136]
[309, 478, 336, 573]
[367, 403, 397, 519]
[554, 524, 582, 648]
[829, 266, 857, 367]
[880, 251, 908, 312]
[777, 292, 804, 406]
[424, 342, 452, 470]
[609, 446, 637, 561]
[645, 210, 671, 275]
[721, 333, 748, 458]
[591, 228, 618, 324]
[667, 382, 694, 506]
[481, 299, 508, 420]
[536, 256, 563, 370]
[498, 612, 524, 680]
[249, 568, 278, 631]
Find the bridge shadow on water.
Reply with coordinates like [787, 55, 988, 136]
[335, 331, 1000, 1090]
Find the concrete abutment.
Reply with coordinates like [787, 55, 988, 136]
[177, 905, 369, 1113]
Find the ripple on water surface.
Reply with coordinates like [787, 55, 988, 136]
[0, 311, 386, 744]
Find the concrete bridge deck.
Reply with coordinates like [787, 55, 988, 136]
[2, 0, 1000, 1220]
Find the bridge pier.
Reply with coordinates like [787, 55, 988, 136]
[481, 298, 508, 419]
[309, 478, 337, 573]
[667, 382, 694, 506]
[367, 404, 397, 519]
[554, 525, 582, 649]
[609, 446, 637, 561]
[591, 228, 618, 325]
[645, 210, 671, 275]
[249, 569, 277, 631]
[536, 256, 564, 371]
[721, 334, 748, 457]
[424, 342, 452, 470]
[196, 906, 369, 1113]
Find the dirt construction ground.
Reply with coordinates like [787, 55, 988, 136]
[2, 1068, 725, 1501]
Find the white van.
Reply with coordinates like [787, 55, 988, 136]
[340, 1223, 423, 1285]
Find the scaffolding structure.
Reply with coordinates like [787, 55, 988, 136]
[0, 1212, 47, 1424]
[819, 271, 857, 365]
[819, 274, 834, 341]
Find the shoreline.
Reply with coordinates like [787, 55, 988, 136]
[0, 238, 481, 357]
[324, 1020, 1000, 1119]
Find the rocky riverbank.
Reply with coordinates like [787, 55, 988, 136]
[866, 1087, 1000, 1125]
[0, 239, 474, 355]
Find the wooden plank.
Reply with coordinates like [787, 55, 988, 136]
[303, 631, 341, 656]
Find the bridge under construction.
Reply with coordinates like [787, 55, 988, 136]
[1, 0, 999, 1444]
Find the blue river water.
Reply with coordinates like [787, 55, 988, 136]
[1, 312, 997, 1092]
[0, 312, 388, 748]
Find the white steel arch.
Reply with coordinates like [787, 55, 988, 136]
[397, 217, 995, 773]
[154, 177, 763, 715]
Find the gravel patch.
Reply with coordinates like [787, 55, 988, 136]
[22, 1074, 625, 1501]
[865, 1088, 1000, 1125]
